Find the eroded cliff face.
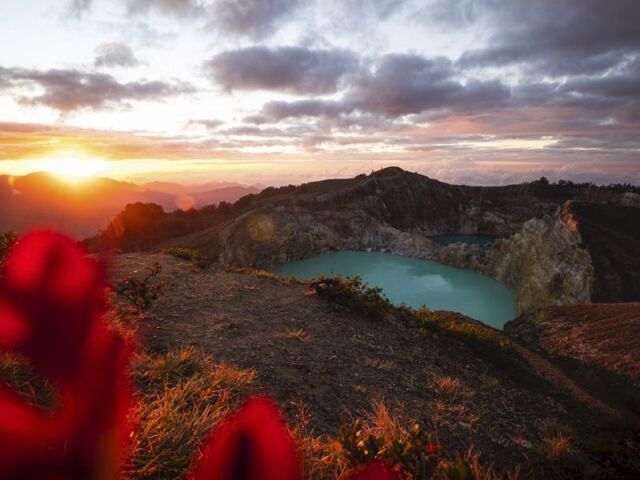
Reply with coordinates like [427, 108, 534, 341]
[434, 203, 594, 313]
[218, 206, 437, 267]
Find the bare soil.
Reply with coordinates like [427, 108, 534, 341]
[111, 253, 639, 478]
[506, 304, 640, 419]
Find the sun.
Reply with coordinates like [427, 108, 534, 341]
[33, 157, 108, 181]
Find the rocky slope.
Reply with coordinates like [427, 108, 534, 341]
[165, 167, 639, 313]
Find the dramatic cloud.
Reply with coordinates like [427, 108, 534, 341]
[0, 67, 193, 112]
[206, 46, 358, 94]
[259, 100, 351, 121]
[95, 43, 140, 68]
[350, 54, 510, 117]
[211, 0, 302, 40]
[458, 0, 640, 75]
[254, 53, 511, 122]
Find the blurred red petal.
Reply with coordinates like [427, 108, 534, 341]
[0, 385, 64, 478]
[65, 331, 135, 474]
[192, 396, 300, 480]
[0, 230, 106, 383]
[348, 462, 404, 480]
[0, 230, 135, 479]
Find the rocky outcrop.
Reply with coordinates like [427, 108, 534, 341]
[218, 206, 438, 267]
[434, 203, 594, 313]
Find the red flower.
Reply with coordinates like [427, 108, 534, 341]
[192, 396, 301, 480]
[348, 462, 404, 480]
[0, 230, 134, 480]
[0, 231, 107, 384]
[427, 443, 437, 454]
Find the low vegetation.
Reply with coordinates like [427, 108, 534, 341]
[162, 247, 206, 266]
[309, 275, 530, 379]
[115, 261, 164, 310]
[124, 347, 256, 479]
[224, 263, 306, 285]
[311, 275, 393, 321]
[0, 351, 56, 410]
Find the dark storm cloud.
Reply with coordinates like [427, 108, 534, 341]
[350, 54, 510, 117]
[261, 99, 352, 121]
[206, 46, 358, 94]
[211, 0, 303, 40]
[561, 66, 640, 101]
[253, 53, 511, 122]
[457, 0, 640, 75]
[95, 43, 140, 68]
[0, 67, 194, 112]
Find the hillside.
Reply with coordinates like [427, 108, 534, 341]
[0, 172, 258, 238]
[150, 168, 640, 313]
[506, 304, 640, 414]
[110, 253, 640, 479]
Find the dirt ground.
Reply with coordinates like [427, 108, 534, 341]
[111, 253, 638, 477]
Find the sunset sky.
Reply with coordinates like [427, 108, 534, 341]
[1, 0, 639, 186]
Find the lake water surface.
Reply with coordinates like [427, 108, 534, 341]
[271, 251, 517, 329]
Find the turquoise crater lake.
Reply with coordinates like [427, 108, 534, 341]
[271, 251, 517, 329]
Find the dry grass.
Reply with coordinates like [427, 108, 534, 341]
[290, 401, 350, 480]
[0, 351, 57, 410]
[280, 328, 311, 342]
[435, 376, 463, 400]
[123, 347, 256, 479]
[541, 434, 573, 461]
[537, 419, 574, 462]
[365, 400, 406, 444]
[223, 264, 306, 285]
[0, 349, 530, 480]
[444, 447, 522, 480]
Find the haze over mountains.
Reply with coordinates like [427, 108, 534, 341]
[0, 172, 259, 237]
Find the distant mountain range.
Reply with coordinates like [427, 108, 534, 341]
[0, 172, 260, 238]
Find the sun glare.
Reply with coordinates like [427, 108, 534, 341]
[32, 157, 108, 181]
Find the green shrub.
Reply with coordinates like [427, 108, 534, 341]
[311, 275, 393, 321]
[339, 418, 441, 479]
[115, 262, 164, 310]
